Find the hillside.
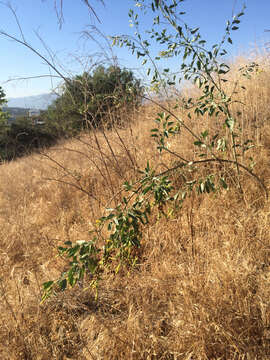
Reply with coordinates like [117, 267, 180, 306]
[7, 93, 58, 110]
[2, 106, 30, 123]
[0, 57, 269, 359]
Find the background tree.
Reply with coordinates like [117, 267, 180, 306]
[0, 87, 8, 133]
[0, 87, 57, 161]
[44, 65, 144, 134]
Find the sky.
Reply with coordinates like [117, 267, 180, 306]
[0, 0, 269, 98]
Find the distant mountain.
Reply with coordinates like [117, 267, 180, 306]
[7, 93, 58, 110]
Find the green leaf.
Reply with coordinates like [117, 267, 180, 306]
[68, 269, 76, 286]
[88, 259, 97, 274]
[220, 178, 228, 189]
[225, 117, 235, 131]
[123, 182, 132, 191]
[201, 130, 208, 139]
[228, 37, 233, 44]
[58, 279, 67, 291]
[237, 12, 244, 17]
[218, 70, 227, 74]
[43, 281, 54, 290]
[137, 51, 145, 58]
[191, 27, 199, 34]
[177, 26, 183, 35]
[58, 246, 67, 254]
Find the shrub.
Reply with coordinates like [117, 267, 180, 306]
[0, 116, 56, 161]
[45, 65, 143, 134]
[43, 1, 267, 302]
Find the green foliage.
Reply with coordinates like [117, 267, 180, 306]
[42, 161, 176, 301]
[0, 86, 7, 108]
[0, 87, 9, 135]
[0, 88, 58, 161]
[112, 0, 260, 191]
[0, 114, 56, 161]
[44, 65, 143, 135]
[42, 1, 268, 301]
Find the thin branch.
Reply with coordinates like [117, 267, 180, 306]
[157, 158, 268, 199]
[0, 1, 26, 42]
[0, 30, 71, 86]
[4, 75, 61, 83]
[80, 0, 105, 24]
[43, 176, 102, 204]
[53, 0, 105, 26]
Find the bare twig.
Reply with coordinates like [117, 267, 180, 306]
[52, 0, 105, 26]
[158, 158, 268, 199]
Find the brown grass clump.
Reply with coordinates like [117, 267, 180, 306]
[0, 55, 270, 359]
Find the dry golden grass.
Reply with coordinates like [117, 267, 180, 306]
[0, 56, 270, 359]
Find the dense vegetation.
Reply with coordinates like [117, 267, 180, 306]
[43, 65, 143, 136]
[0, 65, 142, 161]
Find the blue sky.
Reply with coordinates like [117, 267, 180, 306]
[0, 0, 269, 98]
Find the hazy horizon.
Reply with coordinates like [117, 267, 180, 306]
[5, 92, 58, 109]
